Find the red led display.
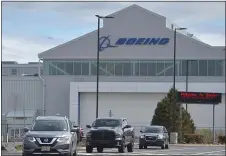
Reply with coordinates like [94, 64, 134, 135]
[177, 92, 222, 104]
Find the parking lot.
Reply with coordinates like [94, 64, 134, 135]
[77, 144, 225, 155]
[2, 144, 225, 156]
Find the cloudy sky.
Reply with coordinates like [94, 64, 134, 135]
[2, 1, 225, 63]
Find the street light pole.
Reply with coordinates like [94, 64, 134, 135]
[95, 15, 114, 119]
[96, 16, 100, 119]
[173, 27, 187, 141]
[185, 60, 189, 111]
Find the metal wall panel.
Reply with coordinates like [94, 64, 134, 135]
[2, 77, 43, 115]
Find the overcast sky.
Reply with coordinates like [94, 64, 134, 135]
[2, 1, 225, 63]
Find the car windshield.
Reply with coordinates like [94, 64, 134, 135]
[92, 119, 122, 127]
[31, 120, 68, 131]
[143, 127, 162, 133]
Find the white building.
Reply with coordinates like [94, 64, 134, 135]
[3, 5, 225, 135]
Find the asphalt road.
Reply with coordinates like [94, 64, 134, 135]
[2, 144, 225, 155]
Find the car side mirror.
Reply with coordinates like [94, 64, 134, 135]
[73, 125, 79, 128]
[71, 128, 78, 133]
[124, 125, 131, 129]
[86, 125, 91, 128]
[24, 127, 29, 133]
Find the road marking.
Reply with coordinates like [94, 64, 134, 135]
[78, 153, 171, 155]
[152, 147, 196, 152]
[190, 150, 225, 155]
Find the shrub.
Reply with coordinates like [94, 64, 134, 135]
[183, 134, 204, 144]
[15, 144, 23, 151]
[218, 135, 226, 144]
[195, 129, 212, 144]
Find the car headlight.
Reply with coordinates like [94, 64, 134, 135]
[157, 135, 164, 139]
[115, 133, 122, 138]
[57, 137, 70, 142]
[140, 135, 145, 139]
[26, 136, 36, 142]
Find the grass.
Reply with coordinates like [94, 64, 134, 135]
[15, 144, 23, 151]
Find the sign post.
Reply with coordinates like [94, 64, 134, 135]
[213, 104, 215, 144]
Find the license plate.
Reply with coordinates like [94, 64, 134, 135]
[41, 146, 50, 151]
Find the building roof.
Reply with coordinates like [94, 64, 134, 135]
[37, 4, 224, 60]
[7, 110, 37, 118]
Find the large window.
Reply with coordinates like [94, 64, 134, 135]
[156, 61, 164, 76]
[81, 62, 89, 75]
[11, 69, 17, 76]
[122, 62, 133, 76]
[139, 61, 148, 76]
[208, 60, 215, 76]
[199, 60, 207, 76]
[164, 60, 174, 76]
[74, 61, 82, 75]
[181, 60, 188, 76]
[115, 61, 123, 76]
[147, 61, 156, 76]
[106, 61, 115, 76]
[65, 61, 73, 75]
[215, 60, 223, 76]
[189, 60, 198, 76]
[43, 59, 224, 77]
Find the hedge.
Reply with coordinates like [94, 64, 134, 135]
[218, 135, 226, 144]
[183, 134, 204, 144]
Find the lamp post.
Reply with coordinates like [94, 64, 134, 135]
[95, 15, 114, 119]
[173, 27, 187, 94]
[173, 27, 187, 142]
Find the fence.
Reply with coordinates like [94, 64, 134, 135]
[1, 122, 32, 143]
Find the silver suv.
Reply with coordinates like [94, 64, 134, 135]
[22, 116, 78, 156]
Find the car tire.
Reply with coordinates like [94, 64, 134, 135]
[161, 142, 165, 149]
[97, 147, 103, 153]
[72, 149, 77, 156]
[127, 142, 134, 152]
[118, 139, 125, 153]
[165, 144, 169, 149]
[86, 146, 93, 153]
[139, 144, 143, 149]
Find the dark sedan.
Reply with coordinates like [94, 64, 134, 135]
[139, 125, 169, 149]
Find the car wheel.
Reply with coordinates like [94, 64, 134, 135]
[139, 144, 143, 149]
[161, 142, 165, 149]
[127, 142, 134, 152]
[72, 149, 77, 156]
[97, 147, 103, 153]
[165, 144, 169, 149]
[118, 138, 125, 153]
[144, 145, 147, 149]
[86, 146, 93, 153]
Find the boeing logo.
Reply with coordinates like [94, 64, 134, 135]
[99, 36, 170, 51]
[99, 36, 117, 51]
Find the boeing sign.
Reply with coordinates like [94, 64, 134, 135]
[99, 36, 170, 51]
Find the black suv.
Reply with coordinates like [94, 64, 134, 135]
[22, 116, 78, 156]
[85, 117, 135, 153]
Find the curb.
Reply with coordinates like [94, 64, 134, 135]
[169, 144, 225, 147]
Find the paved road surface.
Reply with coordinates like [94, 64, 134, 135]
[2, 145, 225, 155]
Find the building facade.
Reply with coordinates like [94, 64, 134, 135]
[2, 61, 43, 76]
[3, 5, 225, 136]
